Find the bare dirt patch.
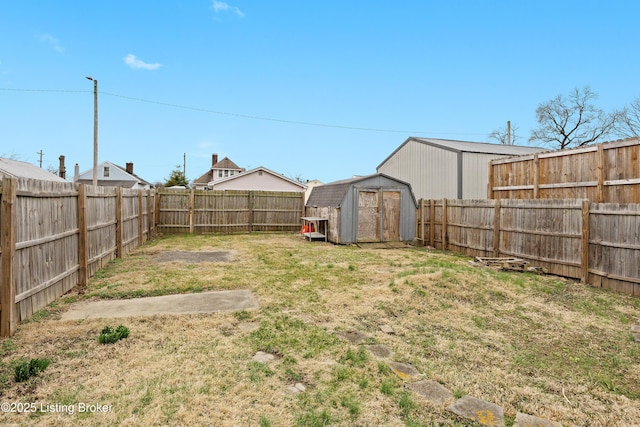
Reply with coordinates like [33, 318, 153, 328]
[154, 250, 236, 263]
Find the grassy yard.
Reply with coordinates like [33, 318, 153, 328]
[0, 233, 639, 426]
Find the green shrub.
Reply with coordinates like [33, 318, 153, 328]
[14, 358, 51, 382]
[99, 325, 130, 344]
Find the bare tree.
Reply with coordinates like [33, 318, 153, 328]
[488, 122, 519, 145]
[616, 98, 640, 138]
[529, 86, 618, 149]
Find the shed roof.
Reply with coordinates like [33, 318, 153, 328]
[0, 157, 67, 182]
[306, 173, 414, 207]
[377, 137, 544, 169]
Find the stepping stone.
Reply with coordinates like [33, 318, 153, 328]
[338, 330, 368, 344]
[367, 344, 393, 359]
[238, 322, 260, 332]
[388, 361, 421, 380]
[447, 396, 504, 427]
[286, 383, 306, 394]
[253, 351, 275, 363]
[514, 412, 562, 427]
[406, 380, 453, 406]
[379, 324, 395, 334]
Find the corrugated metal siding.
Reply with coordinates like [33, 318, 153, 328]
[461, 153, 498, 199]
[377, 139, 458, 200]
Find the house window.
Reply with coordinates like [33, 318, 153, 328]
[230, 170, 234, 176]
[224, 170, 229, 177]
[103, 166, 110, 177]
[218, 170, 222, 178]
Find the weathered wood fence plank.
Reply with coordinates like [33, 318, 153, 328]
[417, 198, 640, 296]
[489, 138, 640, 203]
[156, 189, 304, 234]
[1, 177, 18, 336]
[0, 178, 156, 336]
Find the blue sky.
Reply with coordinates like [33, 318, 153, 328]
[1, 1, 638, 185]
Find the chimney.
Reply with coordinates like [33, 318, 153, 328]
[126, 162, 134, 174]
[59, 155, 66, 179]
[212, 154, 218, 168]
[74, 163, 80, 181]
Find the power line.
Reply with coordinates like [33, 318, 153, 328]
[0, 87, 488, 136]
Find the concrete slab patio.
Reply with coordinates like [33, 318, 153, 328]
[60, 289, 259, 321]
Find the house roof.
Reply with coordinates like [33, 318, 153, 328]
[74, 161, 152, 188]
[306, 173, 413, 207]
[193, 156, 245, 184]
[0, 157, 67, 182]
[208, 166, 307, 189]
[111, 163, 153, 186]
[377, 137, 544, 169]
[213, 156, 241, 170]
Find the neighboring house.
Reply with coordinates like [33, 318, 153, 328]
[305, 173, 417, 244]
[0, 157, 67, 182]
[302, 179, 323, 204]
[207, 166, 307, 192]
[73, 161, 153, 190]
[377, 137, 544, 200]
[193, 154, 245, 190]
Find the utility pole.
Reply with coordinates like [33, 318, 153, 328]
[183, 152, 186, 177]
[507, 121, 511, 145]
[36, 150, 44, 168]
[86, 76, 98, 186]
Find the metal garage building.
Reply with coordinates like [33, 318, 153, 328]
[377, 137, 543, 200]
[305, 174, 417, 244]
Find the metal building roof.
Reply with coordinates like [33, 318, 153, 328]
[377, 137, 544, 169]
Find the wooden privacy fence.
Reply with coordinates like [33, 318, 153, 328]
[156, 189, 304, 234]
[489, 137, 640, 203]
[416, 198, 640, 296]
[0, 177, 155, 336]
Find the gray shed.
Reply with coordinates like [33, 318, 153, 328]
[305, 174, 417, 244]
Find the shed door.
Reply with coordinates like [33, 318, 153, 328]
[357, 190, 380, 242]
[382, 191, 401, 241]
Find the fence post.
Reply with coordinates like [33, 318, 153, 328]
[147, 189, 153, 240]
[596, 145, 605, 203]
[77, 184, 88, 288]
[581, 200, 590, 284]
[429, 199, 435, 247]
[533, 153, 540, 199]
[488, 162, 494, 199]
[493, 198, 501, 257]
[442, 198, 448, 251]
[154, 189, 160, 229]
[189, 189, 195, 234]
[248, 191, 254, 233]
[1, 177, 18, 336]
[420, 200, 425, 245]
[138, 191, 144, 246]
[116, 187, 123, 258]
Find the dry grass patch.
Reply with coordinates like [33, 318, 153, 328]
[0, 233, 639, 426]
